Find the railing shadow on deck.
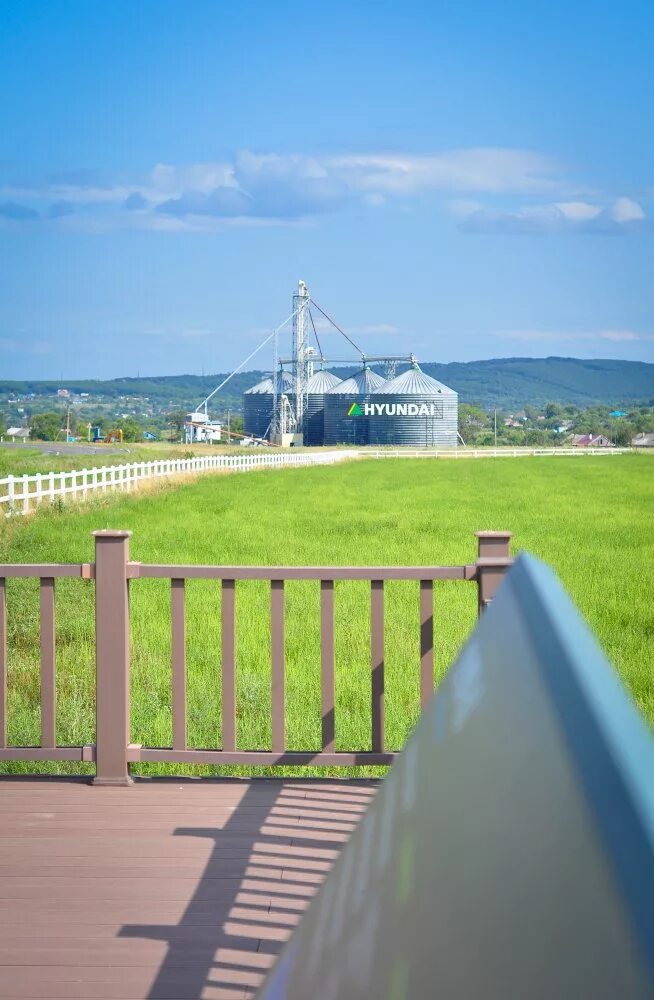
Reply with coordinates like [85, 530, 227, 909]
[119, 778, 377, 1000]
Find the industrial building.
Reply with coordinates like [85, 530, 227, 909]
[242, 282, 458, 447]
[184, 410, 222, 444]
[195, 280, 459, 448]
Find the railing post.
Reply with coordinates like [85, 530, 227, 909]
[475, 531, 513, 615]
[93, 530, 133, 786]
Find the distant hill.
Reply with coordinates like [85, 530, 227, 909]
[418, 357, 654, 409]
[0, 357, 651, 413]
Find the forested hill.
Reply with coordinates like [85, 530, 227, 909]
[419, 357, 654, 409]
[1, 357, 652, 412]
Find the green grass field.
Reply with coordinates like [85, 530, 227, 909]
[0, 453, 652, 777]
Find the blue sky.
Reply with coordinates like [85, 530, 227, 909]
[0, 0, 652, 379]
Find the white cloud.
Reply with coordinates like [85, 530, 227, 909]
[0, 147, 561, 226]
[610, 197, 645, 223]
[553, 201, 603, 221]
[0, 149, 648, 234]
[459, 197, 648, 234]
[326, 148, 560, 194]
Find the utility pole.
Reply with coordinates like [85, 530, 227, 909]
[227, 409, 230, 445]
[494, 409, 497, 448]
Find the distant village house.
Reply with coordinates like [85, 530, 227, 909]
[572, 434, 613, 448]
[5, 427, 30, 442]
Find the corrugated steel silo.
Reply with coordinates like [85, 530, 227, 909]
[368, 363, 458, 447]
[305, 369, 342, 445]
[243, 376, 274, 439]
[243, 371, 296, 440]
[323, 367, 386, 445]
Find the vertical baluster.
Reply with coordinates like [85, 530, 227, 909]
[171, 579, 186, 751]
[271, 579, 285, 753]
[40, 578, 56, 748]
[221, 579, 236, 751]
[321, 580, 335, 753]
[371, 580, 384, 753]
[0, 578, 6, 748]
[420, 580, 434, 707]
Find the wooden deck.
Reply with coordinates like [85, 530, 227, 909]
[0, 777, 377, 1000]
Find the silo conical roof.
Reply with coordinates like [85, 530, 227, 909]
[244, 376, 274, 395]
[327, 368, 386, 394]
[307, 369, 342, 392]
[274, 370, 296, 393]
[375, 366, 456, 396]
[245, 372, 295, 394]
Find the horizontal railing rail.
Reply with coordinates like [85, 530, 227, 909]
[0, 449, 359, 516]
[0, 530, 513, 780]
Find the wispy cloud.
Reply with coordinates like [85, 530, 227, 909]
[457, 198, 647, 234]
[499, 329, 654, 343]
[0, 149, 649, 234]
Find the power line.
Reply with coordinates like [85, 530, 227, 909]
[195, 305, 302, 413]
[308, 298, 364, 359]
[308, 307, 324, 358]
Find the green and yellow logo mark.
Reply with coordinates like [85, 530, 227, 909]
[347, 402, 363, 417]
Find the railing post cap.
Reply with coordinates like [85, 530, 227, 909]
[92, 529, 132, 538]
[475, 530, 513, 539]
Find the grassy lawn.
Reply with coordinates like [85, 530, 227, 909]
[0, 453, 652, 777]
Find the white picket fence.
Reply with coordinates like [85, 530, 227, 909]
[0, 450, 358, 517]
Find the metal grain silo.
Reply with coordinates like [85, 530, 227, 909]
[305, 369, 342, 445]
[323, 367, 386, 445]
[368, 363, 458, 447]
[243, 376, 274, 439]
[243, 371, 296, 440]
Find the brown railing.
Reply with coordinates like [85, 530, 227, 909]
[0, 530, 513, 783]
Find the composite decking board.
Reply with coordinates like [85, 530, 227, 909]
[0, 801, 368, 815]
[0, 778, 376, 1000]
